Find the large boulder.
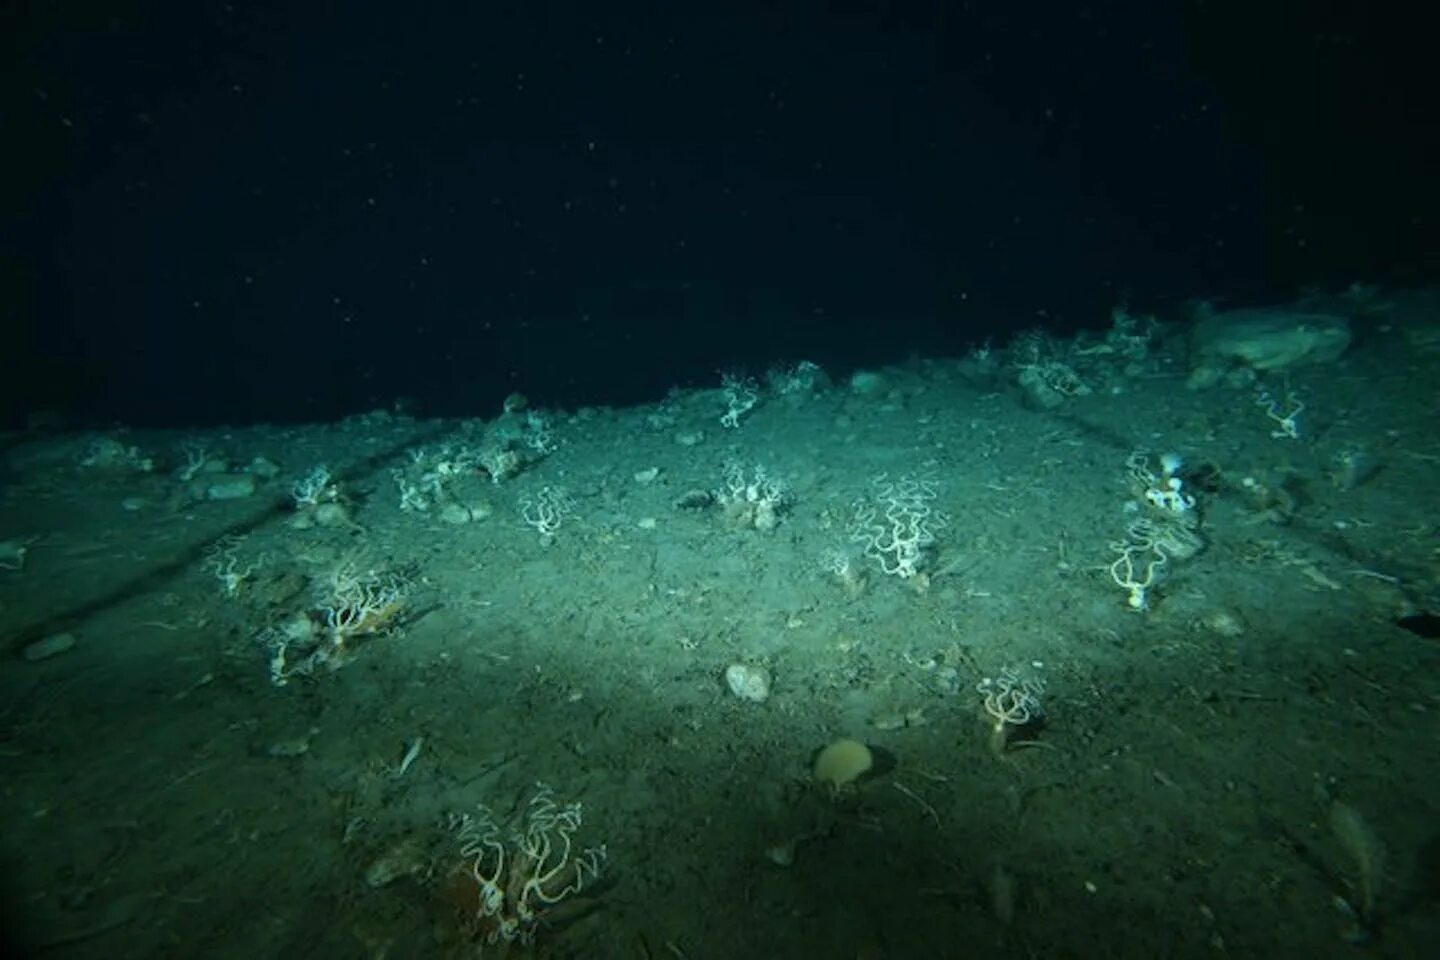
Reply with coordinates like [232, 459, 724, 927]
[1187, 306, 1351, 388]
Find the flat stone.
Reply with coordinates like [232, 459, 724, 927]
[23, 632, 77, 661]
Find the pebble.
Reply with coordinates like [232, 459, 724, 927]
[23, 632, 76, 661]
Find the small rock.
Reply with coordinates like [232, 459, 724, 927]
[439, 503, 474, 524]
[23, 632, 76, 662]
[364, 835, 429, 887]
[0, 538, 31, 569]
[1199, 608, 1246, 637]
[204, 475, 258, 501]
[673, 489, 714, 510]
[725, 663, 771, 703]
[869, 712, 907, 732]
[311, 502, 352, 527]
[265, 734, 313, 758]
[247, 456, 282, 479]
